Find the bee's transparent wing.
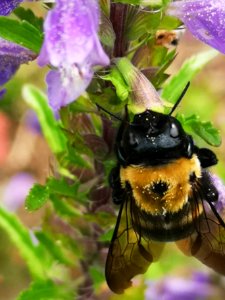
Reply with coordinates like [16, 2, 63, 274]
[177, 200, 225, 275]
[105, 195, 164, 294]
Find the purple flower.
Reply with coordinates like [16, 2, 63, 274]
[145, 273, 213, 300]
[24, 110, 42, 134]
[0, 38, 36, 86]
[167, 0, 225, 54]
[2, 173, 35, 212]
[38, 0, 109, 111]
[0, 89, 6, 98]
[0, 0, 23, 15]
[208, 174, 225, 213]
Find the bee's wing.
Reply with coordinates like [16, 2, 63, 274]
[105, 194, 164, 294]
[177, 200, 225, 275]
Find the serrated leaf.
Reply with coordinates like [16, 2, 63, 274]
[13, 7, 43, 31]
[47, 177, 79, 198]
[17, 280, 74, 300]
[35, 232, 73, 265]
[23, 85, 67, 154]
[25, 184, 49, 211]
[0, 17, 42, 53]
[162, 50, 219, 104]
[183, 114, 221, 146]
[0, 207, 48, 279]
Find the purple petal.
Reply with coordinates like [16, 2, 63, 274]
[38, 0, 109, 110]
[25, 110, 42, 134]
[167, 0, 225, 54]
[46, 66, 93, 110]
[2, 173, 35, 212]
[0, 57, 20, 85]
[38, 0, 108, 67]
[0, 89, 6, 98]
[0, 0, 22, 15]
[209, 174, 225, 213]
[0, 38, 36, 85]
[145, 274, 213, 300]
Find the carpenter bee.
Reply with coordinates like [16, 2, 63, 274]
[104, 83, 225, 294]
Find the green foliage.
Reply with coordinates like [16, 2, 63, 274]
[0, 207, 49, 279]
[162, 49, 219, 105]
[35, 231, 74, 265]
[23, 85, 67, 154]
[25, 184, 49, 211]
[13, 7, 43, 31]
[178, 114, 221, 146]
[0, 16, 42, 53]
[18, 280, 74, 300]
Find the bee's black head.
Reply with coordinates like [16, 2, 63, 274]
[116, 110, 194, 166]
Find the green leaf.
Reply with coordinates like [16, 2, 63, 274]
[162, 50, 219, 105]
[13, 7, 43, 31]
[0, 207, 47, 279]
[47, 177, 79, 198]
[17, 280, 74, 300]
[89, 266, 105, 291]
[25, 184, 49, 211]
[151, 46, 168, 67]
[23, 85, 67, 154]
[100, 13, 115, 49]
[35, 232, 73, 265]
[102, 67, 129, 101]
[50, 195, 82, 217]
[126, 10, 161, 41]
[98, 228, 114, 242]
[180, 114, 221, 146]
[159, 15, 181, 30]
[0, 17, 42, 53]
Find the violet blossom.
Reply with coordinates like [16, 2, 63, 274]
[0, 0, 23, 15]
[207, 173, 225, 213]
[2, 172, 35, 212]
[0, 89, 6, 98]
[167, 0, 225, 54]
[145, 273, 213, 300]
[38, 0, 110, 111]
[24, 110, 42, 135]
[0, 38, 36, 89]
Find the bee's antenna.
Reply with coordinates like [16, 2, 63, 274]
[169, 81, 190, 116]
[96, 103, 123, 122]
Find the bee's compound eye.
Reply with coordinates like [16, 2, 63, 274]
[170, 123, 179, 138]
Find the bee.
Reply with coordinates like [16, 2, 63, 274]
[104, 83, 225, 294]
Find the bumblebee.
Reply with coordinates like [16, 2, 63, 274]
[105, 87, 225, 294]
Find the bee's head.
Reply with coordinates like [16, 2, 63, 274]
[116, 110, 194, 166]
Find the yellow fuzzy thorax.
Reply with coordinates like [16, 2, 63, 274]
[120, 155, 201, 215]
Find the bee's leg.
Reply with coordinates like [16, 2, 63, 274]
[109, 165, 125, 205]
[194, 146, 218, 168]
[201, 171, 218, 203]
